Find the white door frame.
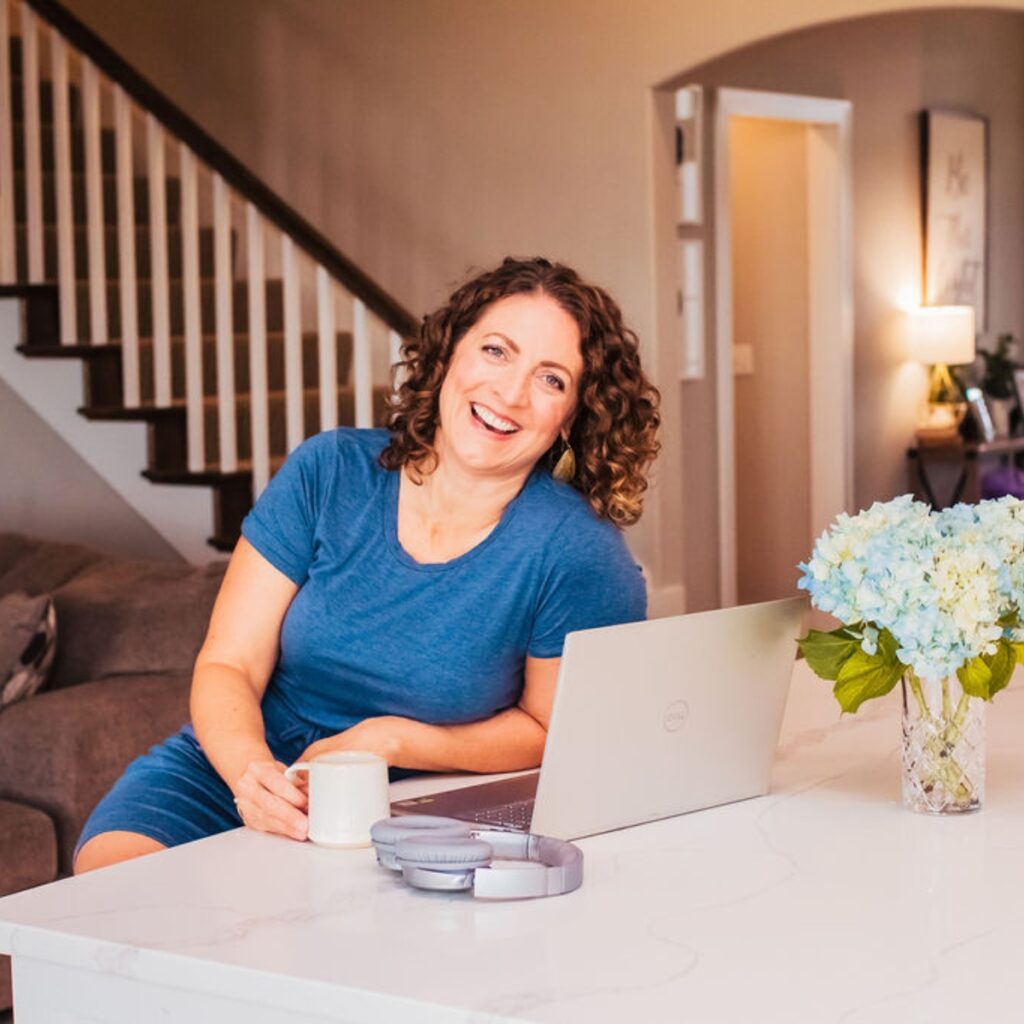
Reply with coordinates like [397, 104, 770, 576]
[713, 88, 854, 607]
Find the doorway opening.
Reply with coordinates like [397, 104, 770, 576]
[714, 89, 853, 607]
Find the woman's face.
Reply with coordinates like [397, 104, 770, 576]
[435, 291, 583, 483]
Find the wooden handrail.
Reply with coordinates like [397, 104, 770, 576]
[21, 0, 420, 340]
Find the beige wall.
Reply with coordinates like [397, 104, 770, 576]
[52, 0, 1024, 594]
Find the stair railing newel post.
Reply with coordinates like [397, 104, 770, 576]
[179, 142, 203, 474]
[20, 3, 45, 283]
[112, 83, 139, 406]
[212, 170, 236, 473]
[49, 25, 75, 343]
[0, 0, 14, 283]
[81, 56, 106, 344]
[246, 201, 270, 496]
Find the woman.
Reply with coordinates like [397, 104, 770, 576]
[74, 257, 660, 872]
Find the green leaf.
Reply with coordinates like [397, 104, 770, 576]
[876, 628, 901, 664]
[998, 609, 1020, 630]
[797, 628, 861, 681]
[833, 649, 903, 714]
[957, 656, 993, 700]
[958, 640, 1016, 701]
[1011, 642, 1024, 666]
[988, 641, 1016, 699]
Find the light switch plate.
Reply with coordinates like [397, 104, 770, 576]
[733, 343, 754, 376]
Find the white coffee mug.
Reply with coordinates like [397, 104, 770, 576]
[284, 751, 390, 848]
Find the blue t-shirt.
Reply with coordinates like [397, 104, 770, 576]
[241, 428, 646, 736]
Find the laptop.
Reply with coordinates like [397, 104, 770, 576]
[390, 596, 807, 840]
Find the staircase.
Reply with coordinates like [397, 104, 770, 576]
[0, 0, 416, 552]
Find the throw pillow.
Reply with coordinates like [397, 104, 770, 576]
[48, 559, 226, 690]
[0, 592, 57, 708]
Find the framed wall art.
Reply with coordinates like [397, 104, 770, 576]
[921, 109, 989, 331]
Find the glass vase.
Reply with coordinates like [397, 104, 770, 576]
[901, 672, 985, 814]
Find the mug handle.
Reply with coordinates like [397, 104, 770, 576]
[284, 761, 312, 783]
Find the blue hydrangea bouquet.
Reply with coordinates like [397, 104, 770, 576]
[797, 494, 1024, 813]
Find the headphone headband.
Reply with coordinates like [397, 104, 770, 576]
[470, 829, 583, 899]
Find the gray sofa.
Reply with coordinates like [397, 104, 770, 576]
[0, 533, 227, 1012]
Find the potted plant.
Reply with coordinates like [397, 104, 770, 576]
[979, 332, 1019, 437]
[797, 495, 1024, 814]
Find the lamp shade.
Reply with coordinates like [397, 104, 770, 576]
[907, 306, 976, 365]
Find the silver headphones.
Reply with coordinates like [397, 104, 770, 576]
[370, 815, 583, 899]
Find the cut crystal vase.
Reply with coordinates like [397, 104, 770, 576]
[901, 672, 985, 814]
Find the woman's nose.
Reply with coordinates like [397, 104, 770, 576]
[497, 369, 531, 408]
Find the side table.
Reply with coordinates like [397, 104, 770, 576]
[906, 436, 1024, 508]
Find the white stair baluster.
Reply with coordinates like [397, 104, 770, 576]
[20, 4, 44, 283]
[281, 234, 303, 452]
[388, 328, 404, 394]
[50, 28, 76, 343]
[0, 0, 13, 283]
[213, 172, 236, 472]
[82, 58, 107, 344]
[246, 203, 269, 495]
[316, 266, 337, 431]
[113, 85, 139, 405]
[180, 144, 203, 473]
[146, 114, 170, 404]
[353, 299, 373, 429]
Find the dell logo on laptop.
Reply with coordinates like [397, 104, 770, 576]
[662, 700, 690, 732]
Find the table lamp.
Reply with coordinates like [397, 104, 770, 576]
[907, 306, 976, 441]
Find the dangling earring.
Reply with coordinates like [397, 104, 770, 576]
[552, 440, 576, 483]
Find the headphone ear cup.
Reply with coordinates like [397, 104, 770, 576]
[395, 835, 493, 872]
[370, 815, 473, 846]
[370, 816, 475, 870]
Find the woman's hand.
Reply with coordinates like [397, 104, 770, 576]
[297, 716, 408, 765]
[233, 759, 309, 842]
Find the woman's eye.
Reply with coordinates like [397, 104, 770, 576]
[482, 344, 506, 358]
[543, 373, 566, 392]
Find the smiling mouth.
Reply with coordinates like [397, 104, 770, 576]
[470, 402, 521, 435]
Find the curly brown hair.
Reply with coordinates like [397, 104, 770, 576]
[379, 257, 660, 527]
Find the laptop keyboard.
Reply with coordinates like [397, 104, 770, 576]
[470, 798, 535, 830]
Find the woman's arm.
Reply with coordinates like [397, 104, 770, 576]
[297, 655, 560, 773]
[191, 537, 309, 838]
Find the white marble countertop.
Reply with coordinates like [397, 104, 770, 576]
[2, 663, 1024, 1023]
